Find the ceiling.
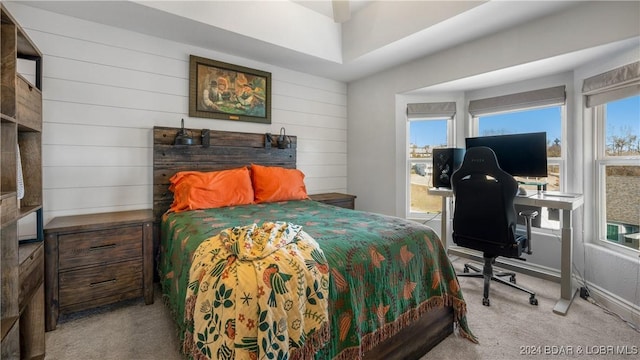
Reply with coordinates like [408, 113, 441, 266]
[292, 0, 373, 22]
[17, 1, 636, 88]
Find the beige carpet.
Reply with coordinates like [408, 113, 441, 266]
[44, 259, 639, 359]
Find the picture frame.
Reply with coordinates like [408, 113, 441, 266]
[189, 55, 271, 124]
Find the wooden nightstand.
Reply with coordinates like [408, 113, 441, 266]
[309, 192, 357, 210]
[44, 209, 154, 331]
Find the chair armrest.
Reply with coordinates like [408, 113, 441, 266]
[518, 210, 538, 219]
[518, 210, 538, 254]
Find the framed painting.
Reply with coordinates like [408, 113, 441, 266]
[189, 55, 271, 124]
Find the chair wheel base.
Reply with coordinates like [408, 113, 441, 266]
[529, 296, 538, 306]
[482, 298, 490, 306]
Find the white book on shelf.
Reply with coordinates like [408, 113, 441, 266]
[17, 143, 24, 201]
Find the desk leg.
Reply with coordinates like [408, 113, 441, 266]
[440, 196, 448, 250]
[553, 209, 577, 315]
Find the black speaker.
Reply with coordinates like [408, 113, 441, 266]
[432, 148, 465, 188]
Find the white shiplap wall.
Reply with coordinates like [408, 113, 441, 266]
[8, 3, 347, 236]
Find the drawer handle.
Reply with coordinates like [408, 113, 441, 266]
[89, 244, 116, 251]
[90, 279, 116, 287]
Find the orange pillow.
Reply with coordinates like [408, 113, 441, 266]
[168, 167, 254, 212]
[250, 164, 309, 203]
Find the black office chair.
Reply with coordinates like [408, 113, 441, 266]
[451, 146, 538, 306]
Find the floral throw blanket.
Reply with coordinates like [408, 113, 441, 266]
[183, 221, 330, 360]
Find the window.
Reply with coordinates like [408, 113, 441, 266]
[408, 119, 449, 216]
[475, 107, 563, 192]
[584, 61, 639, 252]
[469, 86, 566, 230]
[406, 102, 455, 218]
[595, 95, 640, 251]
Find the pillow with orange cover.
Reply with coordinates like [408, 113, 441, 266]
[250, 164, 309, 203]
[168, 167, 254, 212]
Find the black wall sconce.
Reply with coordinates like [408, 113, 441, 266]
[277, 127, 291, 149]
[264, 127, 291, 149]
[174, 118, 194, 145]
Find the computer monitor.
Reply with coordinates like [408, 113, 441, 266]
[465, 132, 548, 178]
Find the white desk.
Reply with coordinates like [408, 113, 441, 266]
[428, 188, 584, 315]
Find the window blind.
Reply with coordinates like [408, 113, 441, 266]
[406, 101, 456, 119]
[468, 85, 566, 117]
[583, 61, 640, 108]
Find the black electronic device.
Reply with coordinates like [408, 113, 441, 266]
[432, 148, 465, 188]
[465, 132, 548, 178]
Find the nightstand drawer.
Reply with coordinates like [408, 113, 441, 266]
[309, 193, 356, 210]
[59, 259, 143, 309]
[320, 198, 354, 209]
[58, 225, 143, 270]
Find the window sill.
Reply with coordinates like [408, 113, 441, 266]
[591, 238, 640, 259]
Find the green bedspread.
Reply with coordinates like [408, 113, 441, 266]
[159, 200, 475, 359]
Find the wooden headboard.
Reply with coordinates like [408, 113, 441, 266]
[152, 126, 297, 223]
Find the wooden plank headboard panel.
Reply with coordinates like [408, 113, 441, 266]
[152, 126, 297, 223]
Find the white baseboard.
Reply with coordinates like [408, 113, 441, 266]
[581, 281, 640, 330]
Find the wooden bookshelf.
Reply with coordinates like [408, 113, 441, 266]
[1, 4, 45, 359]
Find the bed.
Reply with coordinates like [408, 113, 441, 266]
[153, 126, 475, 360]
